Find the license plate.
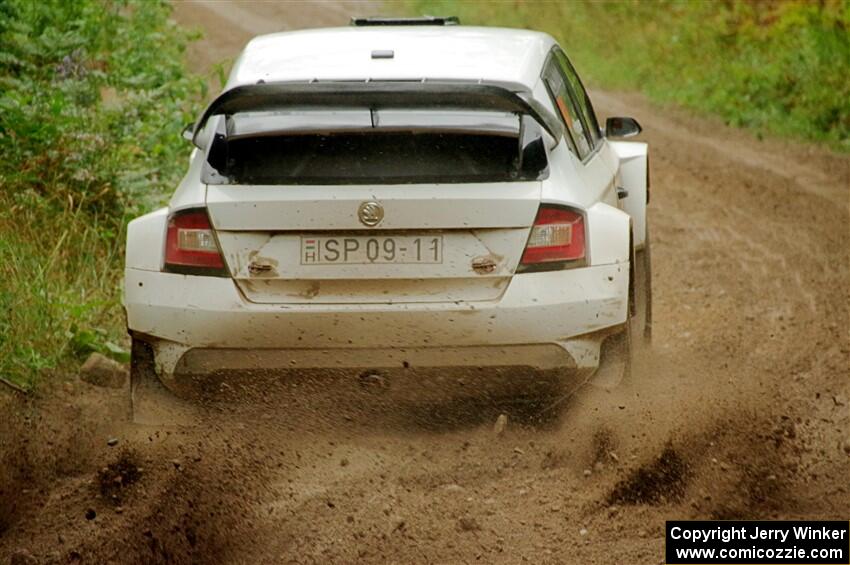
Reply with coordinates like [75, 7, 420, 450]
[301, 235, 443, 265]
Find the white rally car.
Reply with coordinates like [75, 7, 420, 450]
[123, 17, 651, 414]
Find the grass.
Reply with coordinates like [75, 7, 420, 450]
[0, 0, 204, 389]
[0, 197, 125, 383]
[405, 0, 850, 150]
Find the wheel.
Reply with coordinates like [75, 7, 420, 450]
[130, 337, 197, 426]
[633, 221, 653, 341]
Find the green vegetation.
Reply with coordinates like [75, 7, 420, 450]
[0, 0, 203, 388]
[408, 0, 850, 148]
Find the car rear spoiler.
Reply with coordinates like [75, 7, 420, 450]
[191, 81, 563, 146]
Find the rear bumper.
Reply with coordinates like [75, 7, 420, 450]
[124, 263, 628, 377]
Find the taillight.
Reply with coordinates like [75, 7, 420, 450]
[519, 205, 586, 271]
[163, 208, 227, 276]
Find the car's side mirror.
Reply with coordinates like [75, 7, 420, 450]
[605, 116, 642, 138]
[181, 122, 195, 142]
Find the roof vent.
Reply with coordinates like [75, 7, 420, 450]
[371, 49, 394, 59]
[351, 16, 460, 27]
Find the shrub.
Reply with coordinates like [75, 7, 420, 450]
[0, 0, 203, 388]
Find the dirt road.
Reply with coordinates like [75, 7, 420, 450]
[2, 2, 849, 564]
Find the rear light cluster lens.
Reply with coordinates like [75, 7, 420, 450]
[519, 205, 586, 270]
[164, 208, 227, 276]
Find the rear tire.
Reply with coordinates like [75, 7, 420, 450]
[633, 224, 652, 341]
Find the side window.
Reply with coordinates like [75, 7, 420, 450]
[554, 48, 601, 149]
[542, 59, 591, 159]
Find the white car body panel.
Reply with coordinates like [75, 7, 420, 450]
[227, 27, 556, 92]
[169, 149, 206, 211]
[125, 208, 167, 271]
[123, 24, 649, 385]
[217, 228, 528, 304]
[609, 140, 649, 247]
[124, 263, 627, 379]
[205, 182, 541, 230]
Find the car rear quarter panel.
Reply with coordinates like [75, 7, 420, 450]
[125, 208, 167, 272]
[169, 150, 207, 211]
[541, 139, 631, 267]
[585, 202, 631, 266]
[124, 151, 207, 272]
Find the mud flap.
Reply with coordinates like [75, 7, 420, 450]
[594, 327, 631, 390]
[130, 339, 199, 427]
[592, 233, 651, 390]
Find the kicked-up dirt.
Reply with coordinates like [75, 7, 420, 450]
[1, 1, 848, 563]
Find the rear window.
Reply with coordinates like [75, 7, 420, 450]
[219, 133, 525, 185]
[200, 111, 549, 185]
